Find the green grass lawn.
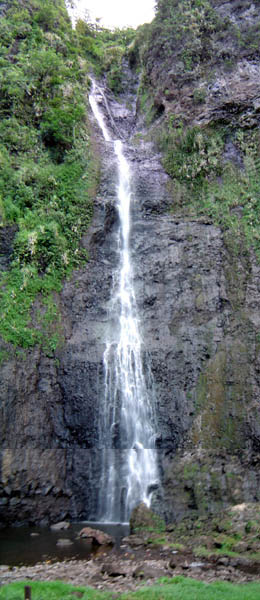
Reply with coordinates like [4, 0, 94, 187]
[1, 578, 260, 600]
[0, 582, 112, 600]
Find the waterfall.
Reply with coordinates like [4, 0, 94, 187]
[90, 81, 159, 523]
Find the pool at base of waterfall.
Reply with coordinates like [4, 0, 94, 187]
[0, 522, 129, 567]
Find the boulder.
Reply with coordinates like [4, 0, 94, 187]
[122, 535, 147, 547]
[51, 521, 70, 531]
[100, 562, 128, 577]
[129, 503, 166, 534]
[133, 564, 168, 579]
[79, 527, 114, 546]
[56, 538, 73, 546]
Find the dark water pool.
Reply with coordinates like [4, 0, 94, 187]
[0, 522, 129, 567]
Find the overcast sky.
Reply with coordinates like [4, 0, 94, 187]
[66, 0, 156, 29]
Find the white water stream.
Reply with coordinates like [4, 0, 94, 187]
[89, 81, 159, 523]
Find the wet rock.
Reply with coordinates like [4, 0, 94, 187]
[51, 521, 70, 531]
[79, 527, 114, 546]
[56, 538, 73, 546]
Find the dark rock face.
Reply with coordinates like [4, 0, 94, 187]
[143, 0, 260, 131]
[1, 15, 260, 524]
[0, 226, 17, 271]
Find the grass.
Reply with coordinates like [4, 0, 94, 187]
[0, 582, 111, 600]
[2, 578, 260, 600]
[121, 577, 260, 599]
[193, 545, 239, 559]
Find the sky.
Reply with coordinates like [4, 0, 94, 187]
[66, 0, 156, 29]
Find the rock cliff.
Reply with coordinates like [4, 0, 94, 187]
[1, 0, 260, 526]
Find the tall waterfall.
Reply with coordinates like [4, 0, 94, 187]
[90, 81, 159, 523]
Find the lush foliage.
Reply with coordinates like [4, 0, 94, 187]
[146, 0, 260, 77]
[0, 0, 98, 352]
[2, 578, 260, 600]
[142, 0, 223, 82]
[75, 19, 135, 93]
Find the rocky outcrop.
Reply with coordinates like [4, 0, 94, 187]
[141, 0, 260, 130]
[79, 526, 114, 546]
[129, 503, 165, 534]
[0, 449, 102, 527]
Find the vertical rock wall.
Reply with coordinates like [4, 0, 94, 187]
[1, 76, 260, 525]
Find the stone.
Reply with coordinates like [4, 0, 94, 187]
[189, 562, 205, 569]
[79, 527, 114, 546]
[56, 538, 73, 546]
[217, 557, 230, 567]
[51, 521, 70, 531]
[229, 556, 260, 574]
[101, 563, 128, 577]
[129, 503, 165, 534]
[122, 535, 146, 547]
[232, 541, 249, 553]
[133, 565, 167, 579]
[169, 558, 177, 569]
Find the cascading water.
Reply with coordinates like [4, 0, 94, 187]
[90, 81, 159, 523]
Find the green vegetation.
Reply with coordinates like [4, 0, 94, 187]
[0, 582, 111, 600]
[157, 119, 260, 260]
[194, 532, 242, 558]
[0, 0, 99, 352]
[138, 0, 225, 93]
[138, 0, 260, 101]
[133, 0, 260, 269]
[160, 503, 260, 561]
[131, 515, 166, 535]
[75, 19, 135, 93]
[0, 0, 138, 355]
[2, 579, 260, 600]
[147, 535, 167, 544]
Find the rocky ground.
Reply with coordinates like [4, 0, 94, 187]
[0, 543, 259, 595]
[1, 503, 260, 595]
